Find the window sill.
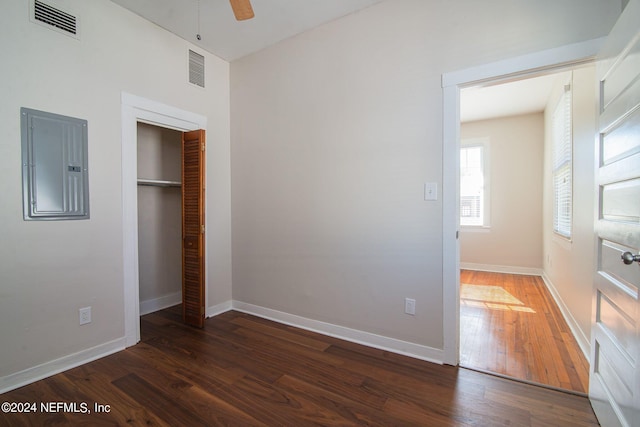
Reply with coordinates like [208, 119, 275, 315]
[460, 226, 491, 233]
[552, 232, 573, 250]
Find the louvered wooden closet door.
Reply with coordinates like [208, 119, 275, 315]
[182, 130, 205, 328]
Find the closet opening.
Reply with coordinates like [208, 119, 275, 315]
[137, 123, 183, 317]
[135, 122, 206, 330]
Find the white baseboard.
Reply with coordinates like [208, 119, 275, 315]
[232, 301, 444, 364]
[461, 262, 543, 276]
[0, 338, 125, 394]
[140, 291, 182, 316]
[206, 300, 233, 318]
[540, 272, 591, 362]
[1, 300, 444, 394]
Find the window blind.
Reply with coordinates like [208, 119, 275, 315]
[552, 84, 572, 238]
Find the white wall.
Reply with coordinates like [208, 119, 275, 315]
[542, 66, 597, 353]
[0, 0, 615, 386]
[460, 113, 544, 272]
[0, 0, 231, 382]
[230, 0, 619, 352]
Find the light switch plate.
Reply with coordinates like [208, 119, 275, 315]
[405, 298, 416, 315]
[424, 182, 438, 201]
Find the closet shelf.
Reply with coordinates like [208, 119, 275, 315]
[137, 178, 182, 188]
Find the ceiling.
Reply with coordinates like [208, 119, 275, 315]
[110, 0, 565, 122]
[110, 0, 386, 61]
[460, 73, 565, 123]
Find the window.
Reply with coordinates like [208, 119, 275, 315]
[552, 83, 572, 238]
[460, 139, 489, 227]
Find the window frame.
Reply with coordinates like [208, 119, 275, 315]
[551, 81, 573, 240]
[460, 138, 490, 228]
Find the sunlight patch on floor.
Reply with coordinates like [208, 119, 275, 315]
[461, 284, 535, 313]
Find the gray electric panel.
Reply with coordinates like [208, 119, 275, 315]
[21, 107, 89, 220]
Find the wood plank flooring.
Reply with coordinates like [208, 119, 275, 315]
[460, 270, 590, 394]
[1, 305, 598, 426]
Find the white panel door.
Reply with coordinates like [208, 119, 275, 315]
[590, 0, 640, 426]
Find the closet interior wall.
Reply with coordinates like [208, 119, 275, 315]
[137, 123, 182, 315]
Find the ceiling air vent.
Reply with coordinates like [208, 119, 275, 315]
[189, 50, 205, 88]
[31, 0, 79, 38]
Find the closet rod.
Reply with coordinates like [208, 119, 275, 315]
[137, 178, 182, 188]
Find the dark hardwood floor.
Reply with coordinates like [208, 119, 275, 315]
[460, 270, 590, 394]
[1, 305, 598, 426]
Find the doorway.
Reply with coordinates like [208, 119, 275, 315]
[121, 93, 207, 347]
[456, 70, 592, 393]
[441, 38, 603, 366]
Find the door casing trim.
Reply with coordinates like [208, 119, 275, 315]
[121, 92, 207, 347]
[441, 37, 604, 365]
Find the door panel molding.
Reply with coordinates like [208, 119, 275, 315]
[590, 1, 640, 424]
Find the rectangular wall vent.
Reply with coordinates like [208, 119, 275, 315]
[189, 50, 205, 88]
[32, 0, 79, 38]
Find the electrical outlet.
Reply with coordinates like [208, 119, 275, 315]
[405, 298, 416, 315]
[79, 306, 91, 325]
